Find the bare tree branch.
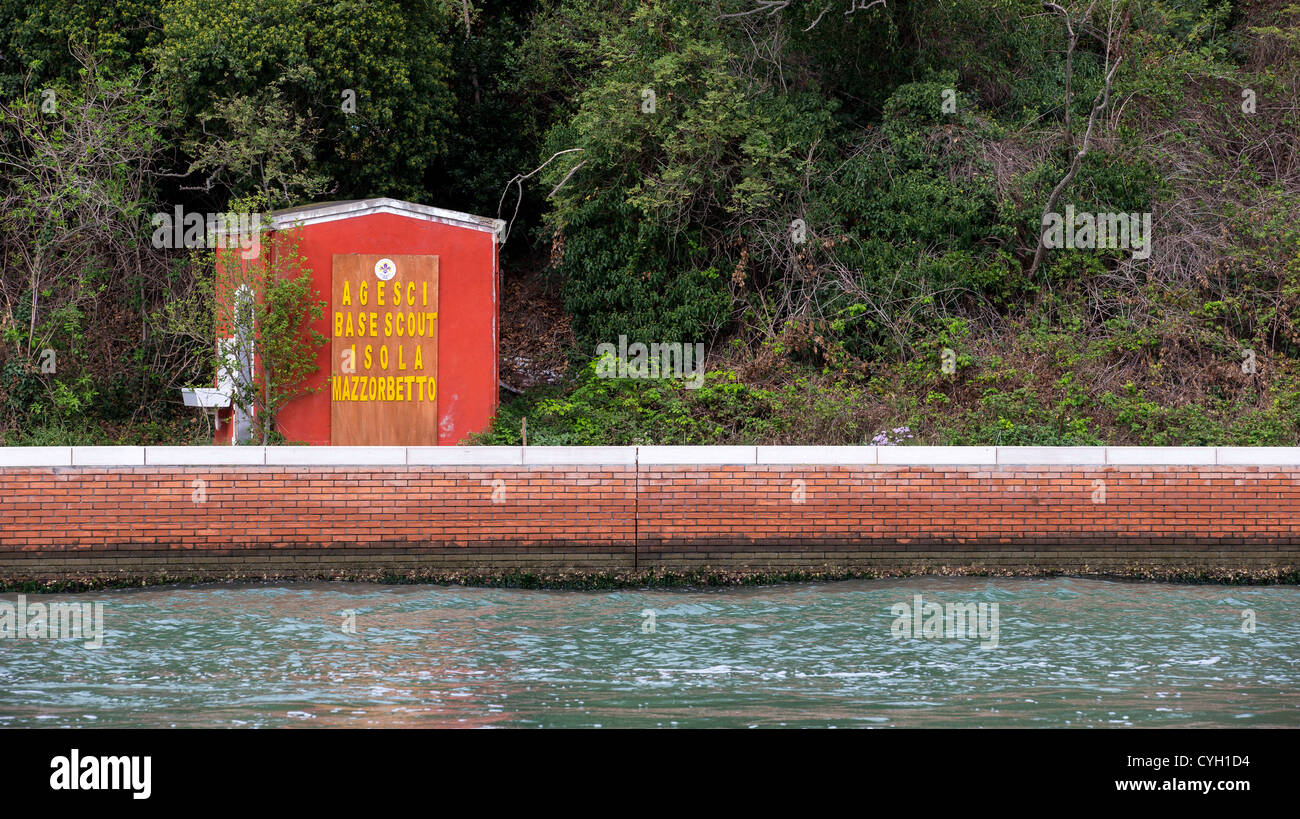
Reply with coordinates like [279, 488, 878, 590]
[721, 0, 885, 31]
[1028, 0, 1122, 278]
[496, 148, 585, 245]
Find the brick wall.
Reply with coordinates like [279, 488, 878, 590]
[638, 464, 1300, 572]
[1, 446, 1298, 584]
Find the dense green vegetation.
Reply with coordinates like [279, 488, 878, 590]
[2, 0, 1298, 445]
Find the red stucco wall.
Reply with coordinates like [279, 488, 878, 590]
[217, 211, 498, 445]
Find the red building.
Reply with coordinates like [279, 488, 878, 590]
[207, 198, 504, 446]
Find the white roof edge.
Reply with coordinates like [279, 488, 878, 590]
[270, 198, 506, 239]
[2, 446, 1300, 467]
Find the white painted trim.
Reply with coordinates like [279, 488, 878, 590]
[3, 445, 1300, 467]
[269, 198, 505, 240]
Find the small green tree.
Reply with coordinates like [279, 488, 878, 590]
[214, 230, 326, 444]
[159, 229, 326, 445]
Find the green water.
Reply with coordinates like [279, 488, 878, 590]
[1, 577, 1296, 728]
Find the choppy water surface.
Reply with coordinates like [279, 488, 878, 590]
[1, 578, 1296, 728]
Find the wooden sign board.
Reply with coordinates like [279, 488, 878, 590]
[330, 254, 439, 445]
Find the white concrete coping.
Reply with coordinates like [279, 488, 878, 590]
[72, 446, 144, 466]
[0, 447, 73, 466]
[1216, 447, 1300, 465]
[638, 446, 757, 464]
[1, 445, 1300, 467]
[265, 446, 408, 465]
[1104, 446, 1216, 465]
[996, 446, 1106, 465]
[146, 446, 266, 465]
[408, 446, 522, 466]
[523, 446, 637, 465]
[757, 446, 878, 464]
[878, 446, 998, 464]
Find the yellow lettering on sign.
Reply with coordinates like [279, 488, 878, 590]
[333, 260, 437, 417]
